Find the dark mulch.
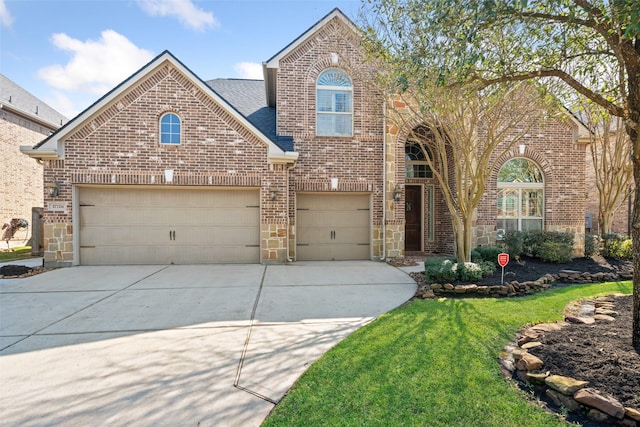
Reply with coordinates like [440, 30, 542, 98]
[458, 254, 632, 286]
[403, 254, 638, 425]
[528, 295, 640, 419]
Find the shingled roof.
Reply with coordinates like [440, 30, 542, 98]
[206, 78, 293, 152]
[0, 74, 68, 130]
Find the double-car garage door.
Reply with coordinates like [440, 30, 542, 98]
[79, 186, 260, 265]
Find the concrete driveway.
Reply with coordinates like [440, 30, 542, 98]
[0, 261, 416, 426]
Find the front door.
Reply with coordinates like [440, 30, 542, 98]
[405, 186, 422, 252]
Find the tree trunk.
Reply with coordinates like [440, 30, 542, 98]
[632, 157, 640, 350]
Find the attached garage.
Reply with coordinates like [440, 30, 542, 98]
[296, 193, 370, 261]
[78, 186, 260, 265]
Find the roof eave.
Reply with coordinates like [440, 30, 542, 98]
[20, 145, 61, 160]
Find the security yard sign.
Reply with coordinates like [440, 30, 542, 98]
[498, 253, 509, 284]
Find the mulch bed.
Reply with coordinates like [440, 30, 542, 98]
[401, 254, 638, 426]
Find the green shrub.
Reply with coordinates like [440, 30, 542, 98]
[470, 249, 482, 264]
[456, 262, 485, 282]
[474, 246, 503, 266]
[479, 260, 497, 276]
[584, 234, 599, 257]
[503, 232, 524, 258]
[523, 231, 574, 257]
[424, 258, 457, 282]
[538, 241, 573, 263]
[602, 234, 632, 259]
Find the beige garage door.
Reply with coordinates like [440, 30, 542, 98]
[296, 193, 370, 261]
[79, 186, 260, 265]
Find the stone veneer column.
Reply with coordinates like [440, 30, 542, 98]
[43, 222, 73, 267]
[261, 223, 288, 264]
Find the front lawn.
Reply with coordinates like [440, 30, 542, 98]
[263, 281, 633, 427]
[0, 247, 33, 263]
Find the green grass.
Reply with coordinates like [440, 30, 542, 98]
[0, 246, 33, 263]
[263, 281, 633, 427]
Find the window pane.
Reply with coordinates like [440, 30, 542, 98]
[497, 219, 518, 232]
[497, 188, 519, 217]
[522, 189, 543, 217]
[498, 158, 543, 183]
[522, 219, 543, 231]
[317, 91, 333, 112]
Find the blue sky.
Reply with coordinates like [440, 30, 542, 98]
[0, 0, 361, 119]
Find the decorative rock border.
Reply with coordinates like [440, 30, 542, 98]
[499, 296, 640, 426]
[412, 268, 633, 299]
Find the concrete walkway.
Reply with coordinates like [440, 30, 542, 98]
[0, 261, 416, 426]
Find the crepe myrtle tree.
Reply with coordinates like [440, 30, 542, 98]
[580, 102, 633, 235]
[385, 82, 543, 263]
[360, 0, 640, 347]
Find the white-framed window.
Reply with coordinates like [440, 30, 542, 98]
[316, 69, 353, 137]
[160, 112, 181, 145]
[496, 157, 544, 238]
[405, 142, 433, 178]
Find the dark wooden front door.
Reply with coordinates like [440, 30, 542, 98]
[405, 186, 422, 251]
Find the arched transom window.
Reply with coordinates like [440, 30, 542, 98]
[405, 142, 433, 178]
[160, 112, 181, 145]
[497, 158, 544, 236]
[316, 69, 353, 137]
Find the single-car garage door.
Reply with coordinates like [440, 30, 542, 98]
[296, 193, 370, 261]
[79, 186, 260, 265]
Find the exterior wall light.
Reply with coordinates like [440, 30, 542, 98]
[393, 184, 402, 202]
[46, 182, 59, 197]
[269, 187, 278, 201]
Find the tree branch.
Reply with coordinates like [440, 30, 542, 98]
[473, 69, 626, 118]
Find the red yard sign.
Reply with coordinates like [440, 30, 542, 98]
[498, 253, 509, 267]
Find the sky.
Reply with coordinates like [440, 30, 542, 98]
[0, 0, 361, 119]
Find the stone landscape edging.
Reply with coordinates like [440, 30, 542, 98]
[499, 295, 640, 426]
[413, 268, 633, 299]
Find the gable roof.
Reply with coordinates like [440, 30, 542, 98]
[21, 51, 297, 163]
[0, 74, 68, 130]
[262, 8, 358, 107]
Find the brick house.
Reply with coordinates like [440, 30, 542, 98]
[21, 9, 589, 266]
[1, 74, 67, 249]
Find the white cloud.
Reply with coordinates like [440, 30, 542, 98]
[0, 0, 14, 27]
[44, 91, 80, 119]
[234, 62, 263, 80]
[37, 30, 155, 96]
[137, 0, 218, 31]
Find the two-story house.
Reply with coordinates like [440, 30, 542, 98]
[21, 8, 587, 267]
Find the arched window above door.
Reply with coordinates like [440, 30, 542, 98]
[405, 142, 433, 178]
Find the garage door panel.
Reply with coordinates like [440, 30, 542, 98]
[79, 187, 260, 265]
[296, 194, 371, 261]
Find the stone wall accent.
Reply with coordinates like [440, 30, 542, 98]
[261, 223, 288, 264]
[43, 222, 73, 267]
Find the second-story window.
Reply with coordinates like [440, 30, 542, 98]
[160, 113, 181, 145]
[316, 69, 353, 137]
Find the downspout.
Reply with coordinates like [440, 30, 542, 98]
[286, 162, 295, 262]
[381, 101, 387, 261]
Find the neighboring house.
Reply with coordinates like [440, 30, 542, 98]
[21, 9, 589, 266]
[1, 74, 67, 248]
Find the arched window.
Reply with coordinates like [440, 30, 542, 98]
[405, 142, 433, 178]
[160, 113, 181, 145]
[316, 69, 352, 137]
[497, 158, 544, 236]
